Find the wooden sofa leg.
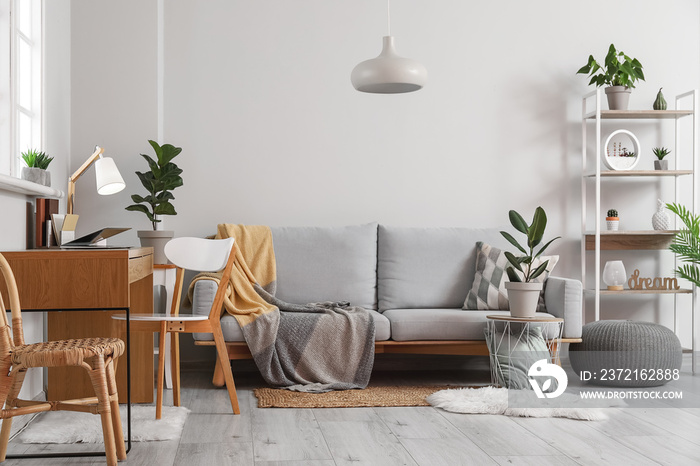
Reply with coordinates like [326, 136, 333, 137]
[212, 356, 225, 387]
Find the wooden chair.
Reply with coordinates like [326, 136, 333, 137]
[0, 253, 126, 466]
[113, 237, 240, 419]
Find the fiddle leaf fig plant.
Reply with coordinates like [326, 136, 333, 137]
[500, 207, 560, 283]
[126, 140, 183, 230]
[576, 43, 645, 89]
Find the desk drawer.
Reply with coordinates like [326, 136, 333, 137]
[129, 254, 153, 283]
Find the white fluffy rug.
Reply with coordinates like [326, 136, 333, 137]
[427, 386, 610, 421]
[16, 406, 190, 444]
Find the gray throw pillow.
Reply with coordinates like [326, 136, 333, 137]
[484, 325, 551, 389]
[463, 242, 558, 312]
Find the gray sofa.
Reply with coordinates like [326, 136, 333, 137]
[191, 223, 582, 374]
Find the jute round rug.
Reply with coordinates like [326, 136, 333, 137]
[254, 385, 462, 408]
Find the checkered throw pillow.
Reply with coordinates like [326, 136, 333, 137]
[462, 242, 558, 312]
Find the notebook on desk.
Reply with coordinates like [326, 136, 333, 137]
[60, 227, 131, 248]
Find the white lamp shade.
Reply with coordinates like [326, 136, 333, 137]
[351, 36, 427, 94]
[95, 156, 126, 195]
[603, 260, 627, 290]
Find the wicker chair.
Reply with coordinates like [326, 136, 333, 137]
[0, 253, 126, 465]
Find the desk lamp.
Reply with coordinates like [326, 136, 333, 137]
[67, 146, 126, 214]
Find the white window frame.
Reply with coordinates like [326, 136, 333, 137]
[0, 0, 43, 177]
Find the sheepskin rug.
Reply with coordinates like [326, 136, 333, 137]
[427, 386, 610, 421]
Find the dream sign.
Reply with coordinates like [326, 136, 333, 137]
[627, 269, 680, 291]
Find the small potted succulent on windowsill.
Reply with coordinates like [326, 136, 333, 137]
[500, 207, 560, 317]
[21, 149, 54, 187]
[606, 209, 620, 231]
[126, 140, 184, 264]
[652, 147, 671, 171]
[576, 43, 645, 110]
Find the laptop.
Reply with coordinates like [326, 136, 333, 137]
[61, 227, 131, 248]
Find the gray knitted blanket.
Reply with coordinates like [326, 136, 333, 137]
[251, 285, 375, 392]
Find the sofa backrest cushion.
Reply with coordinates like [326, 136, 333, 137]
[271, 223, 378, 310]
[377, 226, 508, 311]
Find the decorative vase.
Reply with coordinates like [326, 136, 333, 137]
[602, 260, 627, 291]
[21, 167, 51, 187]
[505, 282, 542, 318]
[605, 86, 632, 111]
[606, 217, 620, 231]
[652, 199, 671, 231]
[654, 160, 668, 171]
[137, 230, 174, 264]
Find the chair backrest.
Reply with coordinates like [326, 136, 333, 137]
[0, 253, 23, 348]
[164, 237, 235, 272]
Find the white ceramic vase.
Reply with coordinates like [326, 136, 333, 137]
[652, 199, 671, 230]
[606, 219, 620, 231]
[505, 282, 542, 318]
[605, 85, 631, 110]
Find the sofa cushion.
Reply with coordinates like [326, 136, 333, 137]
[377, 226, 507, 311]
[383, 308, 558, 341]
[193, 308, 391, 342]
[463, 242, 558, 312]
[271, 223, 378, 310]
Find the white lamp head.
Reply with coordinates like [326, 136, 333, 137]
[603, 260, 627, 291]
[351, 36, 427, 94]
[95, 156, 126, 195]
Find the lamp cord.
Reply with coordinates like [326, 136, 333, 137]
[387, 0, 391, 36]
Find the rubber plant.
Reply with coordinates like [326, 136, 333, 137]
[500, 206, 561, 282]
[667, 203, 700, 286]
[126, 140, 183, 230]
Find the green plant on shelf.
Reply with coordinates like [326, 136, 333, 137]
[667, 203, 700, 287]
[607, 209, 618, 218]
[652, 147, 671, 160]
[576, 43, 645, 89]
[21, 149, 53, 169]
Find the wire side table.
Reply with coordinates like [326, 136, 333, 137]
[485, 315, 564, 389]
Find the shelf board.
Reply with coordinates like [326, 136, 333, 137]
[585, 109, 694, 120]
[585, 170, 693, 177]
[585, 230, 678, 250]
[585, 288, 693, 295]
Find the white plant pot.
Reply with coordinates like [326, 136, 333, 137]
[21, 167, 51, 187]
[137, 230, 174, 264]
[505, 282, 543, 318]
[606, 219, 620, 231]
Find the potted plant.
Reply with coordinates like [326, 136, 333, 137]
[21, 149, 54, 187]
[606, 209, 619, 231]
[126, 140, 183, 264]
[500, 206, 560, 317]
[652, 147, 671, 170]
[576, 43, 645, 110]
[667, 203, 700, 287]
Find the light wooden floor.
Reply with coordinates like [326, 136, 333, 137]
[3, 354, 699, 465]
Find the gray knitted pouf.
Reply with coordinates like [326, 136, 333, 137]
[569, 320, 682, 387]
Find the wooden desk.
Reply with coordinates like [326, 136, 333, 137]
[0, 247, 154, 403]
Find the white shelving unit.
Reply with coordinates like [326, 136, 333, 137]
[581, 88, 698, 372]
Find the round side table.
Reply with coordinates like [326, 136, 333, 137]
[485, 315, 564, 389]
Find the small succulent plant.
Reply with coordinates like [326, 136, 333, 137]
[652, 147, 671, 160]
[21, 149, 53, 169]
[607, 209, 618, 218]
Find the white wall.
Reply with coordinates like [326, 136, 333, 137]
[63, 0, 699, 355]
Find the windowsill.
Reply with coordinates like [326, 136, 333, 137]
[0, 173, 65, 198]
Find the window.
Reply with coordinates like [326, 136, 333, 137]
[0, 0, 43, 177]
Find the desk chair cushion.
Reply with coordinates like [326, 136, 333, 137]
[11, 337, 125, 368]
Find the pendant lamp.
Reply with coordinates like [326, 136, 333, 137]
[351, 0, 427, 94]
